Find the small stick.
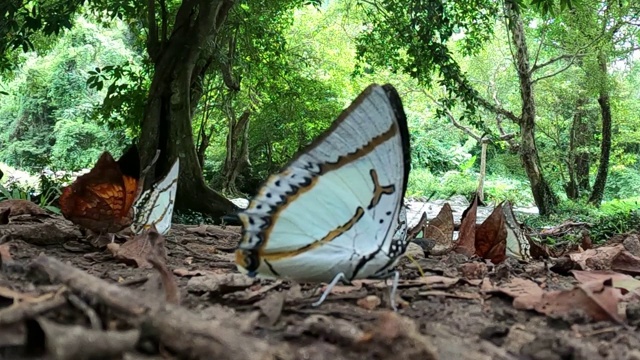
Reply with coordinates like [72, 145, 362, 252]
[67, 293, 102, 330]
[0, 294, 68, 325]
[30, 255, 274, 360]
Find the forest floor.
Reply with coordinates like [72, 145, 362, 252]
[1, 209, 640, 360]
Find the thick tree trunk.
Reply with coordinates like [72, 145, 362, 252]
[139, 0, 238, 220]
[572, 97, 591, 195]
[505, 0, 558, 215]
[589, 54, 612, 206]
[222, 108, 251, 194]
[566, 97, 589, 199]
[477, 138, 488, 202]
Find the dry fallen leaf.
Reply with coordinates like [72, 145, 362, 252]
[493, 277, 544, 310]
[493, 276, 624, 323]
[611, 250, 640, 275]
[256, 291, 285, 325]
[566, 245, 624, 271]
[108, 226, 167, 269]
[572, 269, 640, 293]
[535, 280, 624, 323]
[0, 199, 50, 217]
[453, 193, 479, 257]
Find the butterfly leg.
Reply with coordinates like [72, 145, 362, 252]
[311, 272, 346, 307]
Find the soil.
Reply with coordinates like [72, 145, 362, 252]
[1, 214, 640, 360]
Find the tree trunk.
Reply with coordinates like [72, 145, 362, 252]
[139, 0, 238, 220]
[477, 138, 488, 202]
[504, 0, 558, 215]
[572, 97, 591, 195]
[222, 108, 251, 194]
[566, 97, 589, 199]
[589, 54, 612, 207]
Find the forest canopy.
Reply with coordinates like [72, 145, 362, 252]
[0, 0, 639, 220]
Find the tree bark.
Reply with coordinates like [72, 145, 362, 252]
[222, 107, 251, 194]
[139, 0, 238, 220]
[566, 97, 589, 199]
[589, 53, 612, 207]
[573, 97, 591, 195]
[477, 138, 488, 202]
[504, 0, 558, 215]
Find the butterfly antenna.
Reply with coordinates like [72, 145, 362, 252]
[389, 271, 400, 311]
[311, 272, 346, 307]
[140, 150, 161, 180]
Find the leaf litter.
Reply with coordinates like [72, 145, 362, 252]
[2, 200, 640, 359]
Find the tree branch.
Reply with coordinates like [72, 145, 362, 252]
[530, 53, 577, 73]
[146, 0, 159, 61]
[474, 95, 521, 125]
[532, 60, 575, 84]
[423, 91, 482, 142]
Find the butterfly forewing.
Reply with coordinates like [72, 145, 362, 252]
[59, 147, 141, 234]
[237, 84, 410, 282]
[132, 158, 179, 235]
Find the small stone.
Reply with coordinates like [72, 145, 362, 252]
[623, 235, 640, 257]
[357, 295, 381, 310]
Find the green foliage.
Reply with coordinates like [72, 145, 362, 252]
[0, 16, 136, 171]
[173, 210, 216, 226]
[524, 198, 640, 243]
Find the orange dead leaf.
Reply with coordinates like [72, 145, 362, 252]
[453, 193, 479, 257]
[475, 202, 507, 264]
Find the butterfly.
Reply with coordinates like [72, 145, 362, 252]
[131, 158, 180, 235]
[235, 83, 411, 309]
[59, 145, 141, 235]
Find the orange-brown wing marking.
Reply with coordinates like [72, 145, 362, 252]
[59, 151, 133, 232]
[121, 175, 140, 217]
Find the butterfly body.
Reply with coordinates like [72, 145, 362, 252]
[236, 84, 411, 285]
[60, 146, 141, 234]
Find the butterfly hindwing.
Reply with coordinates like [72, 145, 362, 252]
[132, 158, 179, 235]
[237, 84, 410, 282]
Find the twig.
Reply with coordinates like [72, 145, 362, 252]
[166, 238, 234, 263]
[0, 293, 68, 325]
[67, 293, 102, 330]
[30, 255, 274, 360]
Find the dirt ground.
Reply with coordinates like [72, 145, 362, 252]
[1, 213, 640, 360]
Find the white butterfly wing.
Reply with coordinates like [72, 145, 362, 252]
[132, 158, 179, 235]
[236, 84, 410, 283]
